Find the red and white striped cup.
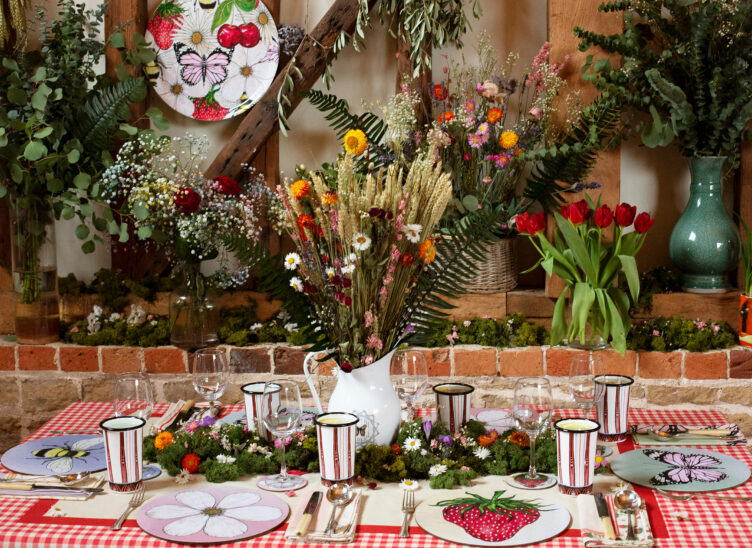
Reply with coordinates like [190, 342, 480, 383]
[554, 418, 600, 495]
[433, 383, 474, 432]
[241, 382, 280, 442]
[99, 416, 145, 493]
[594, 375, 634, 442]
[315, 412, 358, 486]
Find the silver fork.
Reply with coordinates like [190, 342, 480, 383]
[399, 490, 417, 538]
[657, 488, 752, 502]
[111, 483, 146, 530]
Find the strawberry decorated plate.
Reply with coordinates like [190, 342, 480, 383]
[145, 0, 278, 121]
[414, 489, 570, 546]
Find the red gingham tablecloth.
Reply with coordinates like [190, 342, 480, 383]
[1, 402, 750, 547]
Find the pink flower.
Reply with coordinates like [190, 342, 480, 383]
[366, 333, 383, 350]
[695, 321, 707, 330]
[468, 133, 482, 149]
[652, 330, 661, 337]
[482, 176, 491, 185]
[430, 439, 439, 449]
[464, 100, 475, 113]
[460, 466, 471, 471]
[476, 83, 485, 93]
[147, 314, 154, 321]
[529, 106, 543, 120]
[463, 320, 471, 327]
[364, 310, 374, 328]
[274, 436, 292, 448]
[70, 326, 79, 333]
[712, 324, 720, 334]
[285, 490, 296, 497]
[364, 355, 374, 365]
[463, 153, 471, 161]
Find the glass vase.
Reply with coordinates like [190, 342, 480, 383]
[10, 202, 60, 344]
[168, 261, 219, 350]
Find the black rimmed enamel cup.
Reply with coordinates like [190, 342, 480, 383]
[432, 383, 474, 432]
[314, 412, 359, 486]
[100, 416, 146, 493]
[554, 418, 600, 495]
[594, 375, 634, 442]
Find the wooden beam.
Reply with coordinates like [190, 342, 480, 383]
[206, 0, 379, 180]
[396, 35, 431, 126]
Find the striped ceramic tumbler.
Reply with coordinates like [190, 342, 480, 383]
[315, 412, 358, 486]
[433, 383, 474, 432]
[554, 418, 600, 495]
[594, 375, 634, 442]
[100, 416, 145, 493]
[242, 382, 280, 441]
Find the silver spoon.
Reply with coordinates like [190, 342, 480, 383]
[647, 428, 733, 442]
[0, 471, 92, 485]
[324, 483, 354, 534]
[614, 489, 642, 540]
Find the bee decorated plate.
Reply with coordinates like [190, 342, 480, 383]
[1, 435, 106, 476]
[145, 0, 279, 121]
[414, 489, 571, 546]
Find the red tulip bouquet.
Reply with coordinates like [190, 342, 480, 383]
[516, 198, 654, 354]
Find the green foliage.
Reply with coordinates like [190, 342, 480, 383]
[63, 316, 170, 346]
[575, 1, 752, 171]
[627, 317, 735, 352]
[622, 267, 682, 313]
[305, 89, 387, 144]
[422, 314, 548, 348]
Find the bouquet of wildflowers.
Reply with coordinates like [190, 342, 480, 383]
[278, 147, 452, 370]
[101, 133, 281, 287]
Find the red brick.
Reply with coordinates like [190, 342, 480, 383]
[454, 348, 496, 376]
[144, 347, 186, 374]
[638, 351, 682, 378]
[101, 347, 142, 373]
[18, 345, 56, 370]
[60, 346, 99, 372]
[600, 350, 636, 377]
[274, 346, 306, 375]
[685, 351, 727, 379]
[499, 347, 543, 376]
[545, 347, 580, 376]
[424, 348, 451, 376]
[229, 347, 271, 373]
[730, 348, 752, 378]
[0, 346, 15, 370]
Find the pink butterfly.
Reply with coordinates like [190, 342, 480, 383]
[175, 44, 231, 87]
[643, 449, 727, 485]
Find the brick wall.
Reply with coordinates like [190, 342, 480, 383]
[2, 342, 751, 452]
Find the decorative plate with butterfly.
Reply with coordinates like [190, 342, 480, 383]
[145, 0, 279, 121]
[611, 446, 751, 492]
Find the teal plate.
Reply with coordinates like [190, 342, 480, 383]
[611, 446, 750, 492]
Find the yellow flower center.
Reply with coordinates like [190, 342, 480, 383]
[346, 136, 359, 149]
[258, 12, 268, 25]
[171, 84, 183, 95]
[192, 31, 203, 44]
[203, 507, 222, 516]
[241, 66, 252, 77]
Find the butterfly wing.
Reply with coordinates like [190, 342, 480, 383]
[203, 49, 231, 85]
[644, 449, 727, 485]
[687, 468, 728, 483]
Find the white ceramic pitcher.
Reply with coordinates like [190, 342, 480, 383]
[304, 349, 400, 447]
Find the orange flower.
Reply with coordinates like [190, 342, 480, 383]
[438, 111, 455, 123]
[321, 190, 338, 205]
[291, 180, 311, 200]
[401, 253, 414, 266]
[478, 430, 499, 447]
[154, 431, 174, 450]
[487, 108, 502, 123]
[513, 148, 524, 157]
[508, 431, 530, 448]
[418, 239, 436, 264]
[297, 213, 316, 230]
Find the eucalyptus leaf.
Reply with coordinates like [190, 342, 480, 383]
[137, 225, 152, 239]
[81, 240, 95, 254]
[73, 173, 91, 189]
[23, 141, 47, 161]
[109, 32, 126, 48]
[67, 149, 80, 163]
[33, 126, 54, 139]
[75, 224, 90, 240]
[61, 206, 75, 220]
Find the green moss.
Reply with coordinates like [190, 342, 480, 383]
[63, 317, 170, 346]
[423, 314, 548, 348]
[627, 317, 735, 352]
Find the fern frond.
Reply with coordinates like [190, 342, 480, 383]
[305, 89, 387, 144]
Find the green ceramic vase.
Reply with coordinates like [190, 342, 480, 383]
[669, 156, 740, 293]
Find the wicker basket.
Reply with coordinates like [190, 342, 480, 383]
[466, 237, 518, 293]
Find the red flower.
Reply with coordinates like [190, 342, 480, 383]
[174, 187, 201, 214]
[594, 205, 613, 229]
[614, 202, 637, 227]
[181, 453, 200, 473]
[432, 84, 447, 100]
[212, 176, 241, 195]
[392, 443, 401, 454]
[401, 253, 414, 266]
[634, 212, 655, 233]
[562, 199, 590, 225]
[342, 277, 352, 288]
[344, 296, 352, 307]
[339, 361, 353, 373]
[515, 211, 545, 235]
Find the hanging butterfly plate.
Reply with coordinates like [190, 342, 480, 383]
[610, 446, 750, 492]
[145, 0, 279, 121]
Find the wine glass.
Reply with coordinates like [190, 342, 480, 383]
[390, 349, 429, 422]
[260, 380, 307, 490]
[511, 377, 555, 489]
[569, 353, 605, 419]
[192, 348, 228, 408]
[114, 372, 154, 420]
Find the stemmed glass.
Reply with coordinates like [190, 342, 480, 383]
[192, 348, 228, 408]
[390, 349, 429, 422]
[260, 380, 307, 490]
[511, 377, 555, 489]
[569, 353, 605, 419]
[114, 372, 154, 421]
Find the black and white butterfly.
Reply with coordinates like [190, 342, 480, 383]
[643, 449, 727, 485]
[174, 43, 232, 87]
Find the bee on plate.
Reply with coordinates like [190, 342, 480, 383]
[143, 52, 165, 84]
[197, 0, 216, 9]
[234, 92, 252, 115]
[31, 437, 103, 474]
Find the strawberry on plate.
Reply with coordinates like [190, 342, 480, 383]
[436, 490, 542, 543]
[147, 0, 184, 50]
[191, 87, 228, 121]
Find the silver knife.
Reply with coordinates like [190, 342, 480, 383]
[295, 491, 323, 536]
[594, 493, 617, 540]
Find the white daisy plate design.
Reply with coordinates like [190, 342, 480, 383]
[145, 0, 279, 121]
[137, 486, 289, 543]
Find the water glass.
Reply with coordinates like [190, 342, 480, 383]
[114, 372, 154, 421]
[569, 353, 604, 419]
[511, 376, 555, 489]
[260, 380, 307, 490]
[192, 348, 228, 405]
[390, 349, 428, 422]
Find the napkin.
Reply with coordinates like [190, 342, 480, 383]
[0, 473, 104, 500]
[577, 493, 654, 547]
[631, 424, 745, 447]
[285, 489, 363, 544]
[147, 400, 187, 434]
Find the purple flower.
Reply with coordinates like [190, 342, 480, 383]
[438, 434, 452, 446]
[403, 324, 415, 336]
[423, 420, 433, 439]
[200, 416, 217, 427]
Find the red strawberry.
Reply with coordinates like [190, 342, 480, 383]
[191, 87, 228, 121]
[147, 0, 184, 50]
[437, 491, 541, 542]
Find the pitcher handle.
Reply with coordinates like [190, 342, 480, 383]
[303, 351, 324, 413]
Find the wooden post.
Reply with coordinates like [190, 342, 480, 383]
[545, 0, 622, 297]
[738, 140, 752, 290]
[396, 35, 432, 126]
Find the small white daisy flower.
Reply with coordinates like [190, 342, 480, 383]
[473, 446, 491, 460]
[342, 264, 355, 275]
[420, 449, 428, 456]
[352, 232, 372, 251]
[175, 468, 192, 485]
[325, 267, 336, 279]
[403, 224, 423, 243]
[250, 323, 263, 331]
[290, 276, 303, 292]
[400, 479, 419, 491]
[284, 322, 299, 332]
[347, 253, 357, 263]
[48, 506, 66, 517]
[284, 252, 301, 270]
[429, 464, 448, 477]
[403, 437, 422, 452]
[216, 454, 236, 464]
